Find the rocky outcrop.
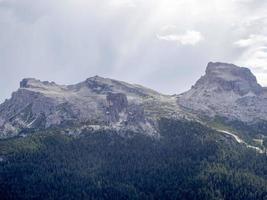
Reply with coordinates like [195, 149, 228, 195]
[178, 62, 267, 122]
[107, 93, 128, 112]
[2, 61, 265, 139]
[195, 62, 263, 96]
[0, 76, 184, 138]
[127, 104, 145, 125]
[106, 93, 128, 122]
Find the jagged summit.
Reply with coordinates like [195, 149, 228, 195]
[81, 75, 161, 97]
[18, 76, 161, 98]
[20, 78, 58, 89]
[178, 62, 267, 122]
[1, 62, 267, 139]
[0, 75, 184, 138]
[206, 62, 248, 74]
[194, 62, 262, 96]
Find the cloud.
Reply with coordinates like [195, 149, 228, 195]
[109, 0, 136, 8]
[0, 0, 267, 102]
[234, 34, 267, 47]
[237, 47, 267, 68]
[234, 35, 267, 85]
[157, 30, 204, 46]
[232, 0, 254, 3]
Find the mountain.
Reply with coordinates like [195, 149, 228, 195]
[2, 118, 266, 200]
[1, 62, 267, 139]
[0, 76, 190, 139]
[1, 62, 267, 200]
[178, 62, 267, 123]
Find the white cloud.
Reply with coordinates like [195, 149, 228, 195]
[109, 0, 136, 8]
[234, 34, 267, 47]
[1, 0, 267, 101]
[232, 0, 254, 3]
[235, 35, 267, 85]
[157, 30, 204, 46]
[237, 47, 267, 67]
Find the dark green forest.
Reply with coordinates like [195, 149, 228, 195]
[0, 119, 267, 200]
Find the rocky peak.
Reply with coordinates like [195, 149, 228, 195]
[0, 76, 169, 138]
[3, 62, 266, 139]
[194, 62, 262, 96]
[80, 76, 160, 97]
[178, 62, 267, 122]
[20, 78, 57, 89]
[83, 76, 114, 94]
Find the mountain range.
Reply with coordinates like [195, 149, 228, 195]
[1, 62, 267, 200]
[1, 62, 267, 140]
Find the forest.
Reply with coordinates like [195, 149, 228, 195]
[0, 119, 266, 200]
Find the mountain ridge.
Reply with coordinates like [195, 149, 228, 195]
[1, 61, 267, 139]
[0, 74, 187, 138]
[1, 62, 267, 200]
[178, 62, 267, 122]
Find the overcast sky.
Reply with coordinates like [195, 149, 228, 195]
[1, 0, 267, 102]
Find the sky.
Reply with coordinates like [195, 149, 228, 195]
[1, 0, 267, 102]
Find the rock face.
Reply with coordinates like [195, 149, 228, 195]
[178, 62, 267, 122]
[105, 92, 146, 125]
[196, 62, 262, 96]
[106, 93, 128, 122]
[0, 76, 186, 138]
[1, 62, 266, 139]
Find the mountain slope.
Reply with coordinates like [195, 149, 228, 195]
[1, 62, 267, 141]
[1, 118, 266, 200]
[0, 76, 189, 139]
[178, 62, 267, 123]
[1, 62, 267, 200]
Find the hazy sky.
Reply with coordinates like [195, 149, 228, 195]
[1, 0, 267, 102]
